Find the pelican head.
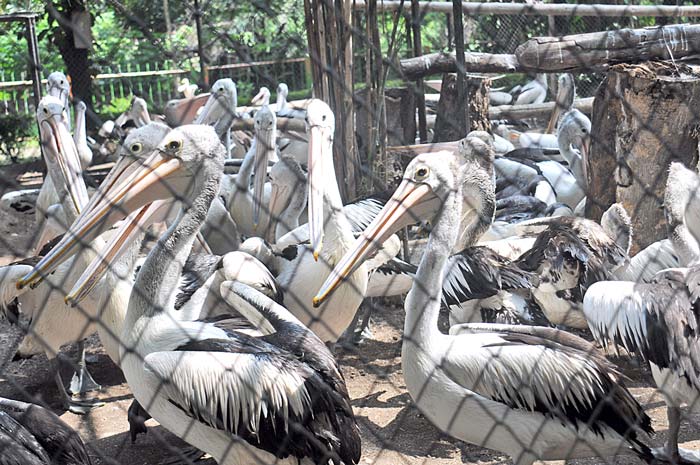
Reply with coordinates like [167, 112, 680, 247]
[306, 99, 337, 259]
[36, 96, 89, 217]
[557, 109, 591, 164]
[47, 72, 70, 102]
[18, 125, 225, 289]
[195, 78, 237, 135]
[266, 156, 307, 242]
[129, 97, 151, 127]
[276, 83, 289, 108]
[252, 105, 277, 226]
[313, 149, 461, 305]
[251, 87, 271, 106]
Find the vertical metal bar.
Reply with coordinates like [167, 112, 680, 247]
[411, 0, 428, 143]
[193, 0, 209, 88]
[452, 0, 467, 135]
[25, 17, 43, 109]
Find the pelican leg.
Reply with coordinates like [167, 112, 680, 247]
[69, 340, 102, 395]
[338, 299, 374, 349]
[128, 399, 151, 443]
[666, 405, 682, 463]
[53, 357, 104, 414]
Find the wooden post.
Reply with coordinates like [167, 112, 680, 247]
[411, 0, 428, 143]
[451, 0, 467, 132]
[585, 62, 700, 253]
[432, 73, 490, 142]
[193, 0, 208, 88]
[24, 16, 42, 109]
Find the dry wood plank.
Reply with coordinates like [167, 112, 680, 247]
[401, 52, 519, 79]
[488, 97, 593, 120]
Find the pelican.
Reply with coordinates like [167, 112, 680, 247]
[496, 109, 590, 209]
[512, 73, 548, 105]
[315, 133, 662, 465]
[114, 95, 151, 129]
[34, 96, 88, 251]
[514, 205, 629, 329]
[73, 100, 92, 170]
[583, 162, 700, 462]
[275, 83, 306, 119]
[1, 97, 100, 413]
[178, 77, 198, 99]
[195, 78, 238, 158]
[47, 71, 71, 131]
[250, 86, 271, 106]
[164, 93, 210, 127]
[0, 397, 92, 464]
[266, 155, 307, 242]
[23, 124, 362, 465]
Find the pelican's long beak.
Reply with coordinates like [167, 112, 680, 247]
[251, 88, 266, 106]
[65, 199, 179, 305]
[308, 124, 331, 259]
[545, 103, 563, 134]
[265, 183, 288, 243]
[580, 134, 591, 187]
[252, 116, 275, 228]
[313, 177, 440, 306]
[39, 110, 90, 214]
[17, 148, 187, 289]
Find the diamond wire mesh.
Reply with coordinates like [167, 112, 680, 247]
[0, 1, 700, 465]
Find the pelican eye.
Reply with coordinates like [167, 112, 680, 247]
[43, 107, 49, 114]
[217, 87, 224, 93]
[166, 140, 182, 151]
[415, 167, 429, 180]
[130, 142, 143, 154]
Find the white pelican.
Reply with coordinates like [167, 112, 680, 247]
[0, 396, 92, 464]
[24, 124, 362, 465]
[114, 95, 151, 129]
[72, 100, 92, 170]
[195, 78, 237, 157]
[314, 133, 681, 465]
[512, 73, 548, 105]
[46, 71, 71, 131]
[1, 97, 100, 413]
[583, 162, 700, 462]
[266, 155, 307, 242]
[250, 86, 270, 106]
[275, 83, 306, 120]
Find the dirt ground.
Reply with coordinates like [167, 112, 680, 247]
[1, 165, 700, 465]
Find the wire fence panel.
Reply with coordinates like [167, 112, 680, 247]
[0, 2, 700, 465]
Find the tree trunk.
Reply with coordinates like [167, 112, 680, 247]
[304, 0, 358, 201]
[432, 73, 490, 143]
[46, 1, 94, 126]
[585, 62, 700, 253]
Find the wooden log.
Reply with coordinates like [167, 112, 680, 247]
[401, 52, 519, 79]
[488, 97, 594, 120]
[516, 24, 700, 73]
[585, 62, 700, 253]
[400, 24, 700, 79]
[432, 73, 490, 143]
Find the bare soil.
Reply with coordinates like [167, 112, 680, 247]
[0, 164, 699, 465]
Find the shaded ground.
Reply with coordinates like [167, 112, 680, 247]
[0, 164, 699, 465]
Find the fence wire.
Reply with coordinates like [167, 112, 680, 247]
[0, 1, 700, 465]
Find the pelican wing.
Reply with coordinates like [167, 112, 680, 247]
[0, 411, 50, 465]
[146, 334, 359, 464]
[441, 246, 538, 306]
[583, 277, 700, 392]
[444, 324, 651, 441]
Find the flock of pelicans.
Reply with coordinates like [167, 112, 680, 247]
[2, 69, 700, 465]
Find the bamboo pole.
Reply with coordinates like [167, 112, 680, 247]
[353, 1, 700, 17]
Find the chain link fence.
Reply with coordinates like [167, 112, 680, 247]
[0, 1, 700, 465]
